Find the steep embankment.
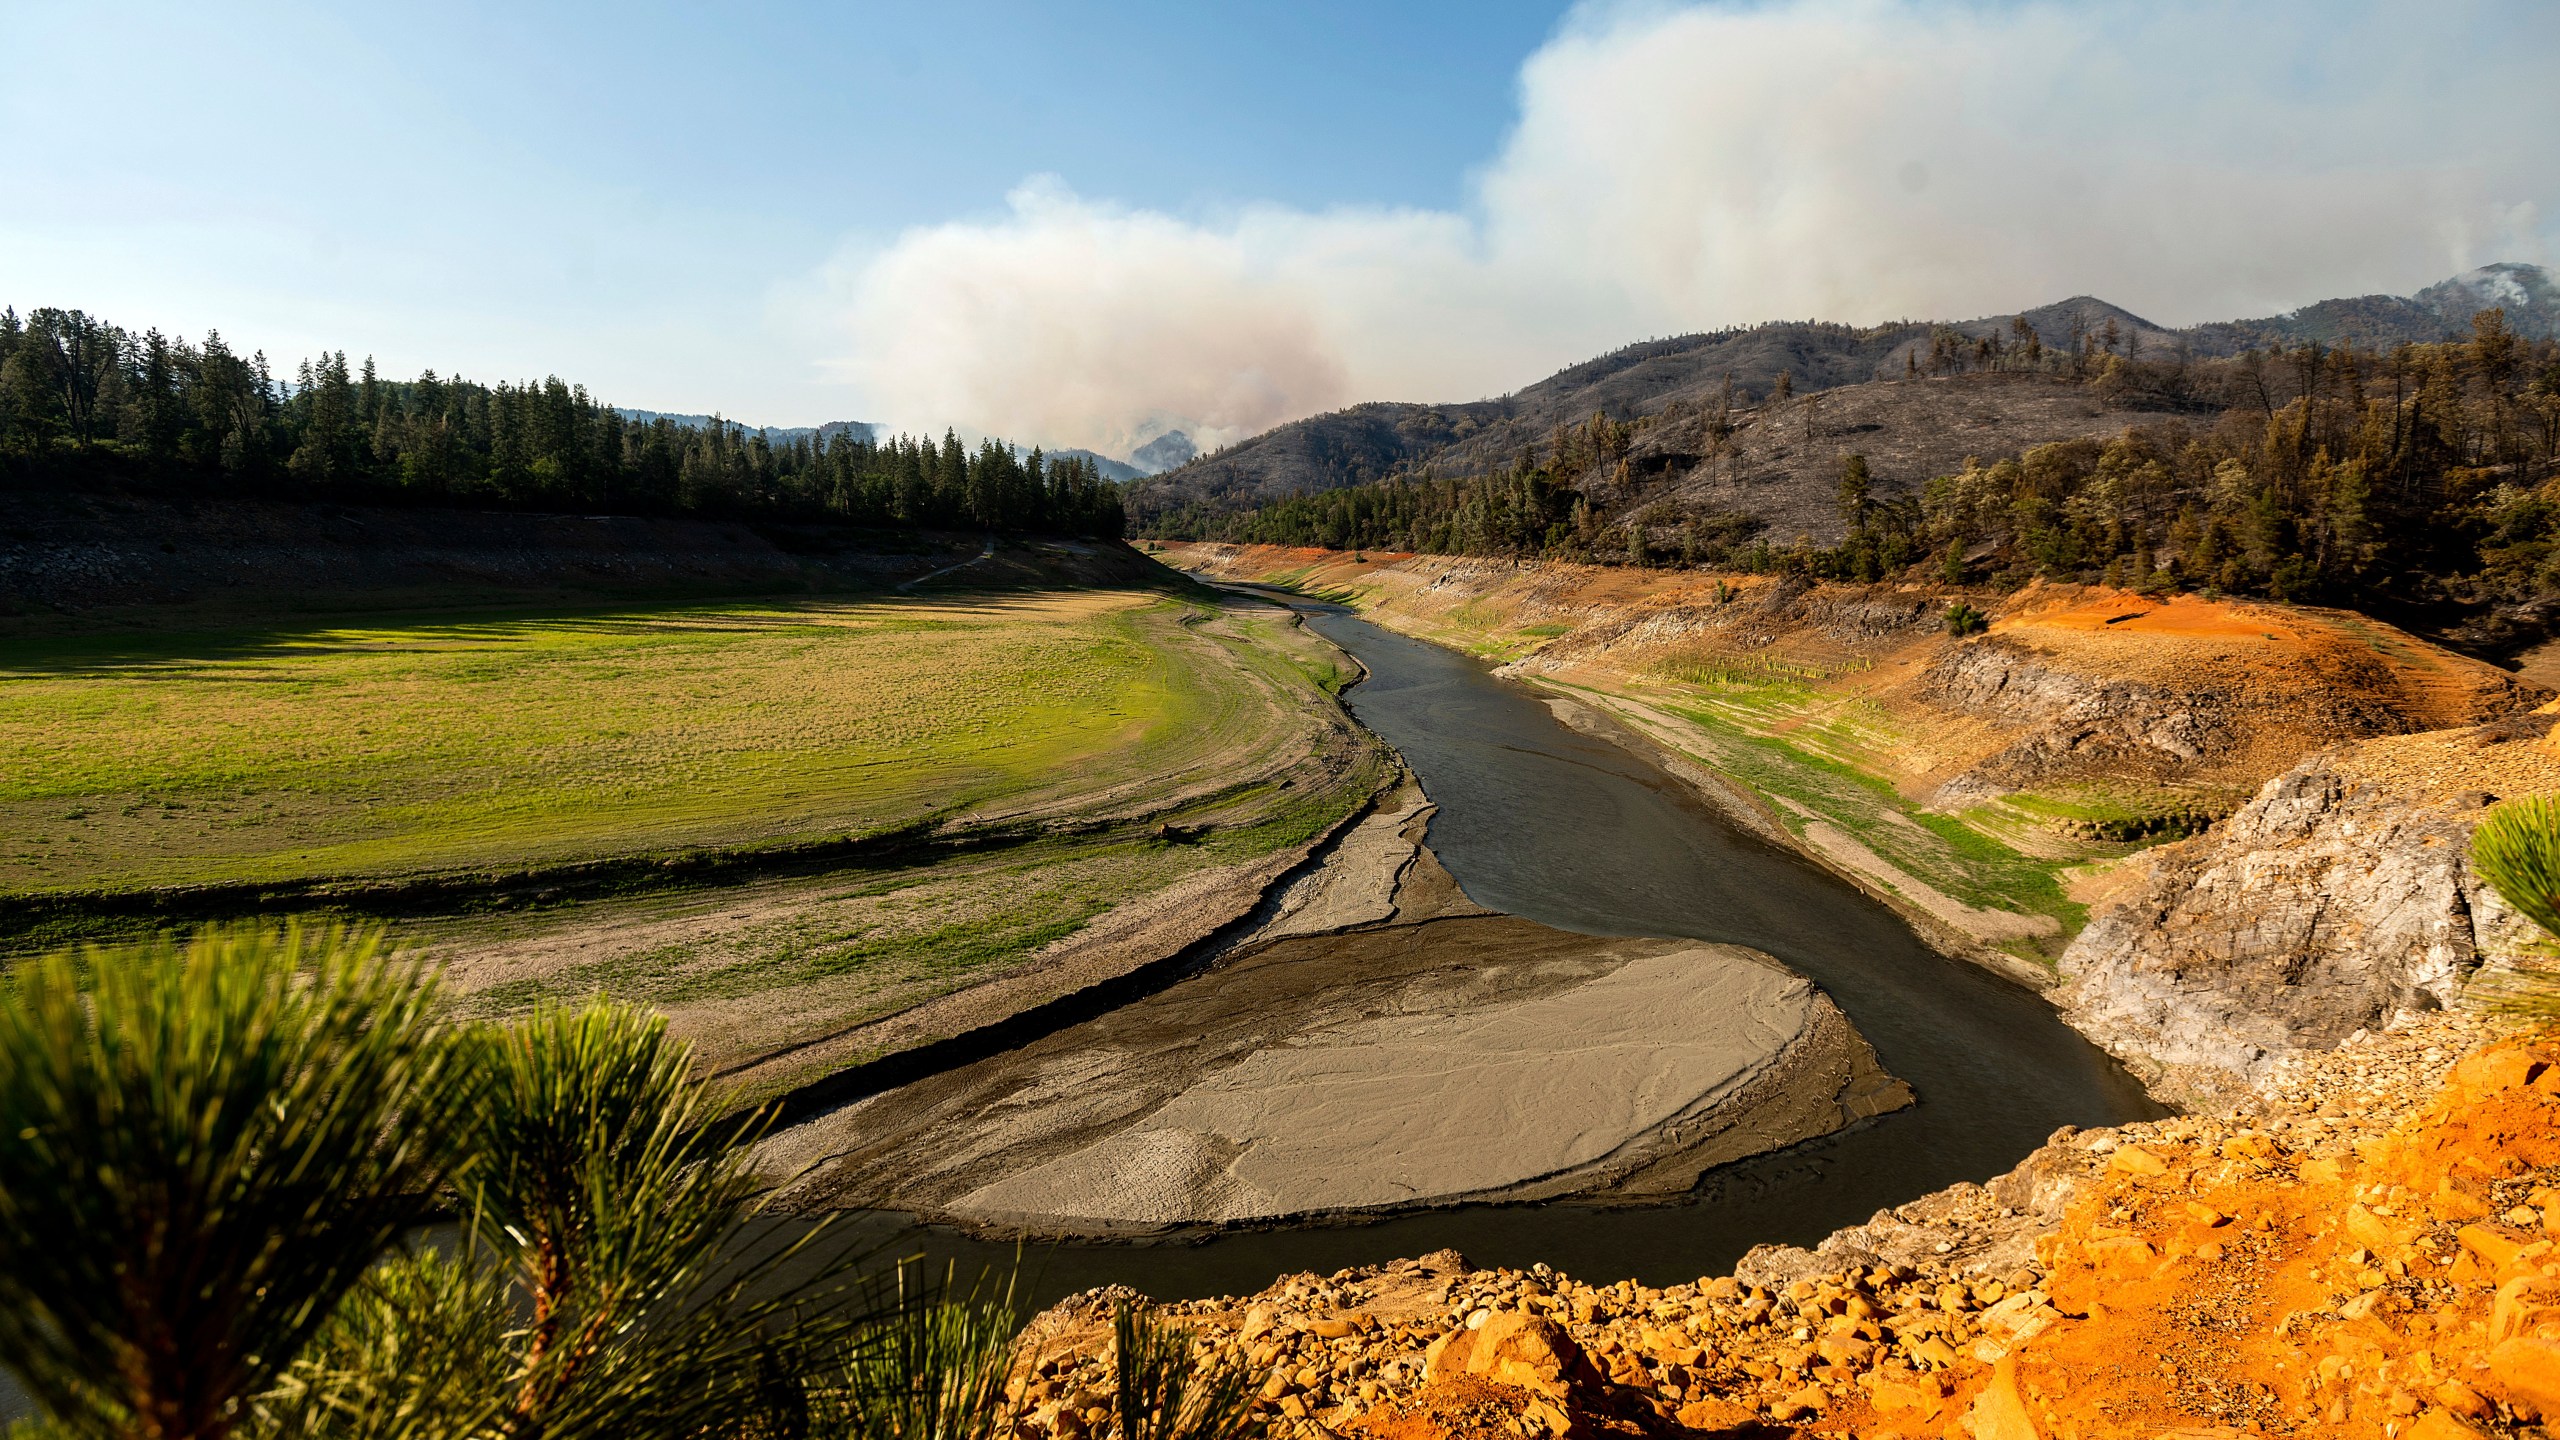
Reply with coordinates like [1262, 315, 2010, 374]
[2059, 706, 2560, 1107]
[0, 484, 1165, 622]
[1158, 543, 2536, 989]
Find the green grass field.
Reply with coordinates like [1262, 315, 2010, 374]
[0, 590, 1345, 898]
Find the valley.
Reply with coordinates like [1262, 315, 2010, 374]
[16, 9, 2560, 1437]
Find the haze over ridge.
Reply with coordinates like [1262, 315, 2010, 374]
[830, 0, 2559, 460]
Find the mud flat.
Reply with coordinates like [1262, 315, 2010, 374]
[756, 801, 1907, 1237]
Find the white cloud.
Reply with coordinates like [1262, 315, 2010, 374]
[827, 0, 2560, 455]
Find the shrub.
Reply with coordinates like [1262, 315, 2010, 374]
[1112, 1302, 1260, 1440]
[822, 1272, 1023, 1440]
[2469, 795, 2560, 1017]
[2475, 795, 2560, 938]
[1944, 601, 1990, 637]
[0, 928, 938, 1440]
[0, 926, 469, 1440]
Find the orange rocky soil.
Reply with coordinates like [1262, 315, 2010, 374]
[1009, 1013, 2560, 1439]
[1159, 544, 2532, 813]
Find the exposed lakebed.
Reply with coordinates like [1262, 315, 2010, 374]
[786, 600, 2159, 1305]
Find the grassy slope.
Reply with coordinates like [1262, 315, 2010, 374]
[1588, 678, 2089, 959]
[1463, 607, 2086, 959]
[3, 573, 1389, 1083]
[0, 591, 1291, 895]
[416, 594, 1388, 1093]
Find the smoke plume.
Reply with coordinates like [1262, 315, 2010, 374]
[828, 0, 2559, 455]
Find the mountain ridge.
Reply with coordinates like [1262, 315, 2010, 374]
[1127, 263, 2558, 525]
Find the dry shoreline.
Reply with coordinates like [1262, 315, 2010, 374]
[755, 788, 1909, 1238]
[1203, 572, 2065, 992]
[1523, 684, 2061, 992]
[741, 597, 1914, 1235]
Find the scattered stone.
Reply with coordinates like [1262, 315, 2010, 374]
[1004, 1011, 2560, 1440]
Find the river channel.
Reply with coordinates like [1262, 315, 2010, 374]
[0, 598, 2165, 1425]
[815, 599, 2160, 1306]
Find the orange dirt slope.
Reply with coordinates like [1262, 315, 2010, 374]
[1159, 543, 2535, 813]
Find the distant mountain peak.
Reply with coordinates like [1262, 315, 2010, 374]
[1016, 444, 1146, 483]
[1131, 430, 1197, 474]
[2417, 263, 2557, 329]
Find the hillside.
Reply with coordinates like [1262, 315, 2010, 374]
[2061, 702, 2560, 1106]
[1159, 543, 2540, 982]
[612, 411, 880, 445]
[1611, 372, 2123, 547]
[1126, 264, 2555, 529]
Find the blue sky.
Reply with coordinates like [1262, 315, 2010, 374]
[5, 1, 2556, 446]
[1, 0, 1569, 423]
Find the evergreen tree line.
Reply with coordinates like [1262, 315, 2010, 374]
[0, 306, 1124, 538]
[1152, 310, 2560, 607]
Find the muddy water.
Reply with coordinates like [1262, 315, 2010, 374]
[800, 603, 2159, 1306]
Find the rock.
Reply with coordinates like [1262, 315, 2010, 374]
[1868, 1371, 1945, 1415]
[2489, 1337, 2560, 1420]
[2346, 1203, 2421, 1254]
[2452, 1047, 2546, 1101]
[2108, 1144, 2169, 1176]
[1423, 1311, 1603, 1404]
[2056, 741, 2552, 1105]
[1815, 1333, 1873, 1367]
[2496, 1277, 2560, 1342]
[2458, 1224, 2537, 1273]
[1964, 1356, 2042, 1440]
[1673, 1397, 1755, 1430]
[2407, 1411, 2487, 1440]
[1774, 1383, 1828, 1419]
[2435, 1379, 2492, 1418]
[2085, 1235, 2158, 1278]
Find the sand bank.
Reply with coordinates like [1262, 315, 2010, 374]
[757, 809, 1907, 1236]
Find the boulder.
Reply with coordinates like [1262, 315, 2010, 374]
[2056, 743, 2552, 1105]
[1963, 1356, 2043, 1440]
[2489, 1337, 2560, 1420]
[1423, 1311, 1605, 1406]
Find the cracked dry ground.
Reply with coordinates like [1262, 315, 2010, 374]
[1004, 1016, 2560, 1439]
